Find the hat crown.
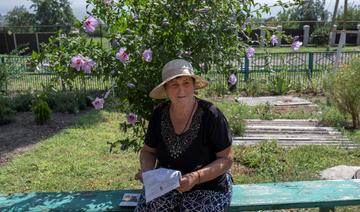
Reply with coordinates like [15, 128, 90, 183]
[162, 59, 194, 81]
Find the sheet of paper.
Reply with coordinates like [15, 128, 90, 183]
[119, 193, 140, 207]
[142, 168, 181, 203]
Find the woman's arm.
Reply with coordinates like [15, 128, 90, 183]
[178, 145, 233, 192]
[134, 144, 157, 182]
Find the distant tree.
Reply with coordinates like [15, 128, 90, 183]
[276, 0, 329, 29]
[337, 2, 360, 29]
[30, 0, 75, 32]
[4, 6, 35, 32]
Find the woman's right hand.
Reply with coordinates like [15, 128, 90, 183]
[134, 169, 150, 183]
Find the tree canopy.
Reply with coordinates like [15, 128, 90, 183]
[30, 0, 76, 32]
[4, 6, 35, 32]
[276, 0, 329, 29]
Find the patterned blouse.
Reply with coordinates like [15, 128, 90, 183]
[145, 98, 232, 192]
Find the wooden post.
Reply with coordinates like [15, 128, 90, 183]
[35, 32, 40, 52]
[13, 33, 17, 50]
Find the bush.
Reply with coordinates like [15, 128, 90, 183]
[310, 25, 329, 46]
[12, 90, 35, 112]
[268, 72, 291, 95]
[52, 91, 80, 114]
[329, 58, 360, 129]
[32, 99, 52, 125]
[228, 114, 246, 136]
[75, 91, 90, 110]
[0, 95, 15, 125]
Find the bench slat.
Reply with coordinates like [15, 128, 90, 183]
[1, 180, 360, 211]
[230, 179, 360, 211]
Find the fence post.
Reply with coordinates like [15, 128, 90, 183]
[260, 25, 265, 47]
[303, 25, 310, 46]
[244, 57, 249, 82]
[357, 24, 360, 46]
[308, 52, 313, 79]
[329, 25, 337, 46]
[276, 25, 282, 47]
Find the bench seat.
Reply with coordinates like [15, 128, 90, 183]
[1, 179, 360, 211]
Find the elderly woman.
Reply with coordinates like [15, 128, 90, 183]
[134, 59, 233, 211]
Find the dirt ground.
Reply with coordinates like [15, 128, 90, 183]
[0, 110, 90, 166]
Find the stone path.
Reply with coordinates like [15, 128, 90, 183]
[233, 119, 357, 148]
[235, 95, 316, 107]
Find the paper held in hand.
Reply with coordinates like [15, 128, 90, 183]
[142, 168, 182, 203]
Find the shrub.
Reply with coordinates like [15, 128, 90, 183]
[329, 58, 360, 129]
[0, 95, 15, 125]
[310, 25, 329, 46]
[268, 72, 291, 95]
[12, 90, 35, 112]
[52, 91, 79, 114]
[228, 114, 246, 136]
[32, 99, 52, 125]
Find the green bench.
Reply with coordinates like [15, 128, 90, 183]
[1, 179, 360, 211]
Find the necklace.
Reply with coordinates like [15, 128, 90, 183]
[171, 99, 197, 135]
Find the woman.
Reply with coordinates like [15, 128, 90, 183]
[134, 59, 233, 211]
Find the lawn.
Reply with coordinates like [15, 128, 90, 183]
[1, 96, 359, 195]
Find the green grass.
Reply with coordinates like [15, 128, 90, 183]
[0, 110, 141, 193]
[0, 96, 360, 197]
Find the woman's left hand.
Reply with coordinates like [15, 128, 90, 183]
[177, 172, 198, 192]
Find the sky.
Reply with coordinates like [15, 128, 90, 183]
[0, 0, 349, 20]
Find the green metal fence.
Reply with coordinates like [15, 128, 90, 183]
[1, 51, 360, 93]
[204, 51, 360, 93]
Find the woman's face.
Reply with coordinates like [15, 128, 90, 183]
[165, 76, 195, 104]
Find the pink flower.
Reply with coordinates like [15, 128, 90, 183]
[127, 113, 137, 125]
[142, 48, 153, 62]
[116, 47, 129, 64]
[92, 97, 104, 109]
[270, 35, 278, 46]
[228, 74, 237, 85]
[70, 55, 84, 71]
[246, 47, 255, 59]
[291, 41, 303, 51]
[103, 0, 112, 4]
[83, 16, 98, 33]
[82, 58, 96, 74]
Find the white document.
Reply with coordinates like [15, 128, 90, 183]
[142, 168, 182, 203]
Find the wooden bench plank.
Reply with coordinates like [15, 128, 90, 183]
[0, 189, 141, 211]
[1, 180, 360, 211]
[230, 179, 360, 211]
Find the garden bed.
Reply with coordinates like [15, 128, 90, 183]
[0, 109, 91, 165]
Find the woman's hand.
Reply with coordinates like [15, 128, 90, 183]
[177, 172, 199, 192]
[134, 169, 150, 183]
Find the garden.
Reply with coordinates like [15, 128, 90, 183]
[1, 0, 360, 211]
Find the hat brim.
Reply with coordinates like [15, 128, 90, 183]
[149, 74, 208, 99]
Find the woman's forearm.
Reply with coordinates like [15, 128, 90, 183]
[139, 147, 157, 171]
[195, 148, 233, 184]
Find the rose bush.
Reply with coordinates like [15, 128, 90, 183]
[32, 0, 302, 150]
